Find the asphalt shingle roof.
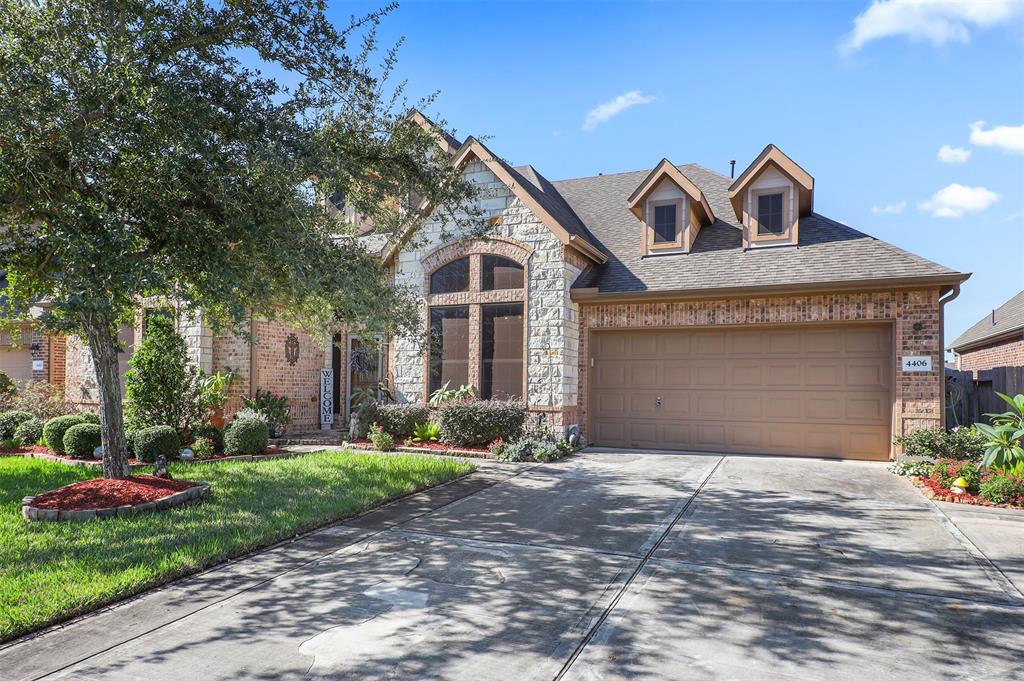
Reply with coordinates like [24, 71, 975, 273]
[949, 290, 1024, 351]
[550, 164, 962, 294]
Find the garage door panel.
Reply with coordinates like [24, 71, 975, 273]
[805, 364, 841, 387]
[590, 324, 892, 460]
[629, 365, 659, 385]
[731, 365, 762, 385]
[595, 392, 626, 416]
[846, 362, 888, 389]
[804, 329, 844, 354]
[766, 364, 802, 386]
[662, 365, 691, 385]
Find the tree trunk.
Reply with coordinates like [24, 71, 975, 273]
[82, 311, 131, 479]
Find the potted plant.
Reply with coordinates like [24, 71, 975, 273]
[200, 370, 235, 428]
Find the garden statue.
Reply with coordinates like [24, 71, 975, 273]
[153, 455, 171, 479]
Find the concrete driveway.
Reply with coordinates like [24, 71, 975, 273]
[2, 449, 1023, 681]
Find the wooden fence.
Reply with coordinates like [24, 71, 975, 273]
[945, 366, 1024, 428]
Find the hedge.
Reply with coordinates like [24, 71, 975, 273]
[132, 425, 180, 463]
[438, 400, 526, 447]
[375, 404, 430, 439]
[43, 414, 88, 455]
[0, 411, 34, 440]
[63, 423, 102, 459]
[13, 417, 43, 446]
[225, 416, 269, 455]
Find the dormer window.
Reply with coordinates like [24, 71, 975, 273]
[627, 159, 715, 257]
[755, 191, 785, 235]
[647, 199, 683, 250]
[729, 145, 814, 250]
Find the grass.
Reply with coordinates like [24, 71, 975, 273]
[0, 450, 474, 642]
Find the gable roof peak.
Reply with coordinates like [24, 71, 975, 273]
[626, 158, 715, 225]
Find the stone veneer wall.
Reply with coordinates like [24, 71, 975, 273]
[957, 336, 1024, 376]
[390, 159, 582, 427]
[576, 289, 944, 454]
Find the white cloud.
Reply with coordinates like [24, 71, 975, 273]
[582, 90, 656, 132]
[969, 120, 1024, 154]
[872, 201, 907, 215]
[918, 183, 999, 218]
[841, 0, 1024, 54]
[937, 144, 971, 164]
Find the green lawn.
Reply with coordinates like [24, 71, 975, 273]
[0, 450, 474, 642]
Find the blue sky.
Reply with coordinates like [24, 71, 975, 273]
[332, 0, 1023, 350]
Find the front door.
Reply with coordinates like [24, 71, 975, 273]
[347, 336, 382, 418]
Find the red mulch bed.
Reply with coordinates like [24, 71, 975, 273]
[0, 445, 51, 455]
[350, 438, 490, 453]
[912, 476, 1022, 510]
[31, 475, 198, 511]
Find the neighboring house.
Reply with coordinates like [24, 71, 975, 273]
[0, 274, 66, 389]
[949, 290, 1024, 374]
[59, 115, 970, 460]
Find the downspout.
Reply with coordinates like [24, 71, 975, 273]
[248, 313, 258, 399]
[938, 284, 963, 430]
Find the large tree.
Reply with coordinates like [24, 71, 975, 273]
[0, 0, 477, 478]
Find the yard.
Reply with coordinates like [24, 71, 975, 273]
[0, 450, 474, 642]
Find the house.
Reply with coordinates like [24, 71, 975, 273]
[59, 116, 970, 460]
[949, 290, 1024, 374]
[384, 120, 968, 461]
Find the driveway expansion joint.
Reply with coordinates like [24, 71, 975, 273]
[554, 455, 726, 680]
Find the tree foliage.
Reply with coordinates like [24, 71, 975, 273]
[0, 0, 479, 476]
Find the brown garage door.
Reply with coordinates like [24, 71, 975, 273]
[590, 324, 893, 460]
[0, 346, 33, 384]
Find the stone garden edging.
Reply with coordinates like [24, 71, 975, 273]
[21, 482, 211, 523]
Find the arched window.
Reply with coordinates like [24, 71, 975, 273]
[425, 246, 527, 401]
[429, 257, 470, 294]
[482, 255, 524, 291]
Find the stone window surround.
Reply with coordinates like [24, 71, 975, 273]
[420, 237, 533, 403]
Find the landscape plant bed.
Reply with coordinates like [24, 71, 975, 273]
[0, 451, 474, 642]
[23, 475, 210, 522]
[347, 438, 494, 459]
[912, 476, 1023, 510]
[10, 448, 147, 468]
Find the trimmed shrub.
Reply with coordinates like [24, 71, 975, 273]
[497, 436, 560, 463]
[978, 472, 1024, 506]
[124, 314, 204, 433]
[894, 426, 985, 462]
[930, 458, 981, 491]
[78, 411, 101, 425]
[13, 417, 43, 446]
[0, 410, 34, 439]
[63, 423, 102, 459]
[133, 425, 180, 463]
[192, 422, 225, 453]
[224, 416, 269, 455]
[43, 414, 88, 454]
[375, 404, 430, 439]
[438, 401, 526, 447]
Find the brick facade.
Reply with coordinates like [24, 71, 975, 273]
[576, 289, 944, 456]
[957, 336, 1024, 375]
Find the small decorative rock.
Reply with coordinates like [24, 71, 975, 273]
[153, 455, 171, 479]
[93, 445, 104, 460]
[180, 448, 194, 461]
